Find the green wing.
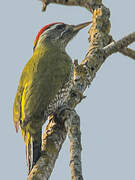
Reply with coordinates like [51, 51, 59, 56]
[13, 47, 72, 132]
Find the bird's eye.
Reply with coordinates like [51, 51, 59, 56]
[56, 24, 65, 30]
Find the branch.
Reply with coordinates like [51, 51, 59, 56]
[103, 32, 135, 58]
[27, 111, 67, 180]
[27, 109, 82, 180]
[119, 47, 135, 60]
[40, 0, 102, 12]
[65, 110, 83, 180]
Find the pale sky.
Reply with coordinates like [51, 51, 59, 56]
[1, 0, 135, 179]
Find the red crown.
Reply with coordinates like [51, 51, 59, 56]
[33, 22, 64, 50]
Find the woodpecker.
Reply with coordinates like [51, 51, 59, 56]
[13, 21, 90, 173]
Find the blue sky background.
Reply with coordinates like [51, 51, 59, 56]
[1, 0, 135, 179]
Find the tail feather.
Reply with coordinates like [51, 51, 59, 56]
[25, 132, 41, 174]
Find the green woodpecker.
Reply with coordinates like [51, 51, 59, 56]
[13, 21, 90, 173]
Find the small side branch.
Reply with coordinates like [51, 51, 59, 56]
[104, 32, 135, 58]
[65, 110, 83, 180]
[119, 47, 135, 60]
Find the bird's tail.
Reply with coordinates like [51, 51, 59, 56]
[25, 130, 42, 174]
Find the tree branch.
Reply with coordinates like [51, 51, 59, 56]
[27, 109, 82, 180]
[27, 111, 67, 180]
[119, 47, 135, 60]
[65, 110, 83, 180]
[103, 32, 135, 58]
[40, 0, 102, 12]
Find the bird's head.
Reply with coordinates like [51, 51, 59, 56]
[33, 21, 91, 51]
